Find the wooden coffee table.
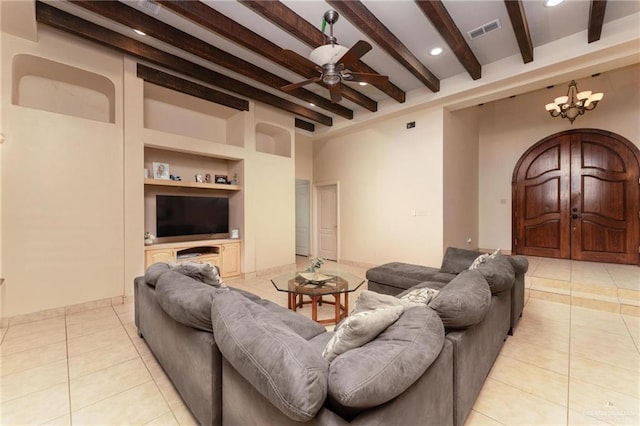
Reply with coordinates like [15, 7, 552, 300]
[270, 271, 365, 325]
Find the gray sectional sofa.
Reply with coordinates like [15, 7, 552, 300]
[134, 248, 526, 426]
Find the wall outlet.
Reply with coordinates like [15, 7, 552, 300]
[467, 237, 472, 244]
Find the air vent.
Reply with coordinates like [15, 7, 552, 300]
[138, 0, 161, 15]
[468, 19, 502, 40]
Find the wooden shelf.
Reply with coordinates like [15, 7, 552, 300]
[144, 178, 240, 191]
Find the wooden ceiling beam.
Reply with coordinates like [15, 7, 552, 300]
[239, 0, 407, 102]
[295, 118, 315, 132]
[137, 64, 249, 112]
[588, 0, 607, 43]
[158, 0, 377, 112]
[35, 1, 332, 126]
[326, 0, 439, 92]
[504, 0, 534, 63]
[70, 0, 352, 120]
[414, 0, 481, 80]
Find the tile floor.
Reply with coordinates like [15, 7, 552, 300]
[1, 256, 638, 425]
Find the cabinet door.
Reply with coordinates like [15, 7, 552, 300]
[221, 242, 241, 277]
[145, 249, 175, 268]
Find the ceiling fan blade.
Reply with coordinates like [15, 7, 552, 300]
[329, 84, 342, 103]
[281, 76, 322, 91]
[338, 40, 372, 68]
[344, 72, 389, 85]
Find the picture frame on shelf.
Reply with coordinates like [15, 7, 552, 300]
[215, 175, 228, 184]
[153, 162, 170, 180]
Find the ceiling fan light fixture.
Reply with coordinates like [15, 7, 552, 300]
[310, 44, 349, 66]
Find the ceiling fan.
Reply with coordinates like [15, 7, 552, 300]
[281, 10, 388, 103]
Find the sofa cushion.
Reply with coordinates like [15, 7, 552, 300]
[439, 247, 481, 274]
[400, 287, 440, 305]
[322, 305, 404, 362]
[211, 291, 328, 422]
[366, 262, 443, 291]
[155, 271, 222, 332]
[144, 262, 171, 288]
[428, 270, 491, 329]
[255, 299, 326, 340]
[328, 305, 444, 408]
[508, 255, 529, 275]
[475, 256, 515, 294]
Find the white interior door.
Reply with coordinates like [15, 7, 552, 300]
[295, 179, 310, 256]
[317, 185, 337, 261]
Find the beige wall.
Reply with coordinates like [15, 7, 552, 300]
[314, 108, 445, 267]
[1, 27, 125, 317]
[295, 132, 313, 181]
[477, 64, 640, 252]
[443, 107, 480, 250]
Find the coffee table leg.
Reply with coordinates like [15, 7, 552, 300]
[334, 294, 340, 324]
[344, 292, 349, 318]
[311, 296, 318, 322]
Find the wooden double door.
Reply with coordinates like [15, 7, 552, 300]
[513, 129, 640, 264]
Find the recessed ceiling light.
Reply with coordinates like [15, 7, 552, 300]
[430, 47, 443, 56]
[309, 103, 315, 107]
[544, 0, 564, 7]
[359, 82, 368, 86]
[133, 29, 146, 36]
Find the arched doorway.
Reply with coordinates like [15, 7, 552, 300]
[512, 129, 640, 265]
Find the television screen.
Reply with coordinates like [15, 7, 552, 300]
[156, 195, 229, 238]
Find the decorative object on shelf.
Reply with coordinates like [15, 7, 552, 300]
[195, 174, 203, 183]
[544, 80, 603, 124]
[230, 228, 240, 239]
[215, 175, 228, 184]
[144, 232, 155, 245]
[205, 173, 212, 183]
[170, 175, 181, 181]
[153, 162, 170, 180]
[230, 173, 239, 185]
[144, 168, 149, 179]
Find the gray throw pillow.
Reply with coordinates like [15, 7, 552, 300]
[211, 291, 328, 422]
[322, 305, 404, 362]
[328, 306, 444, 408]
[255, 299, 326, 340]
[169, 261, 225, 287]
[400, 287, 440, 305]
[428, 269, 491, 329]
[475, 255, 515, 294]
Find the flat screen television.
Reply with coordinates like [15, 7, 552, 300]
[156, 195, 229, 239]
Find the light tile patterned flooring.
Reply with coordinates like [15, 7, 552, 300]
[0, 257, 638, 425]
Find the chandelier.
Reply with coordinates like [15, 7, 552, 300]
[544, 80, 603, 124]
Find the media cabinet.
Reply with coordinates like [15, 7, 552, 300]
[144, 239, 241, 279]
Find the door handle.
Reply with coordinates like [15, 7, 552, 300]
[572, 214, 580, 219]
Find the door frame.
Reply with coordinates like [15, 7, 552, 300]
[295, 179, 311, 256]
[312, 181, 340, 261]
[511, 128, 640, 264]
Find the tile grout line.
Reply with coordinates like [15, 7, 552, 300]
[65, 310, 73, 425]
[115, 304, 180, 424]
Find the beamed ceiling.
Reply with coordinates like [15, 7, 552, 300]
[35, 0, 640, 132]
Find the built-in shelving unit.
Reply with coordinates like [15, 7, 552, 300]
[144, 178, 240, 191]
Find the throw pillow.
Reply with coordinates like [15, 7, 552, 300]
[169, 261, 226, 288]
[489, 248, 502, 258]
[468, 253, 490, 270]
[144, 262, 171, 288]
[428, 269, 491, 329]
[322, 305, 404, 362]
[475, 255, 515, 294]
[400, 287, 440, 305]
[351, 290, 414, 314]
[439, 247, 482, 274]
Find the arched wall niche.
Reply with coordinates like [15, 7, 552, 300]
[12, 54, 115, 123]
[255, 122, 291, 158]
